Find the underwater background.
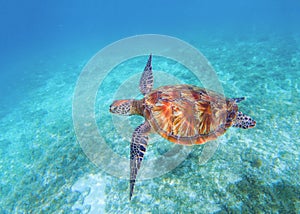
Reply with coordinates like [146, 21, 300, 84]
[0, 0, 299, 213]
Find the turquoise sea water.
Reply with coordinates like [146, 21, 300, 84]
[1, 1, 299, 213]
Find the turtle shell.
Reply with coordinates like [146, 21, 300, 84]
[143, 85, 238, 145]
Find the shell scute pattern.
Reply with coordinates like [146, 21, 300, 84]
[143, 84, 233, 145]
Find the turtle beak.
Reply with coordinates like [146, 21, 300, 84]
[109, 104, 115, 113]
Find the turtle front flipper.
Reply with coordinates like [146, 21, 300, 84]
[232, 112, 256, 129]
[139, 54, 153, 95]
[130, 121, 151, 200]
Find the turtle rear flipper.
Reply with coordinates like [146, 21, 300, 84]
[232, 97, 245, 103]
[199, 141, 220, 165]
[232, 112, 256, 129]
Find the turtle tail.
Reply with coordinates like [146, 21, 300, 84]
[232, 112, 256, 129]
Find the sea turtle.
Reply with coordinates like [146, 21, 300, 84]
[109, 54, 256, 200]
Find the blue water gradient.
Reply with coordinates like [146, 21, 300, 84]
[0, 0, 299, 213]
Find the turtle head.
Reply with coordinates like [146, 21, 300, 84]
[110, 99, 141, 115]
[232, 112, 256, 129]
